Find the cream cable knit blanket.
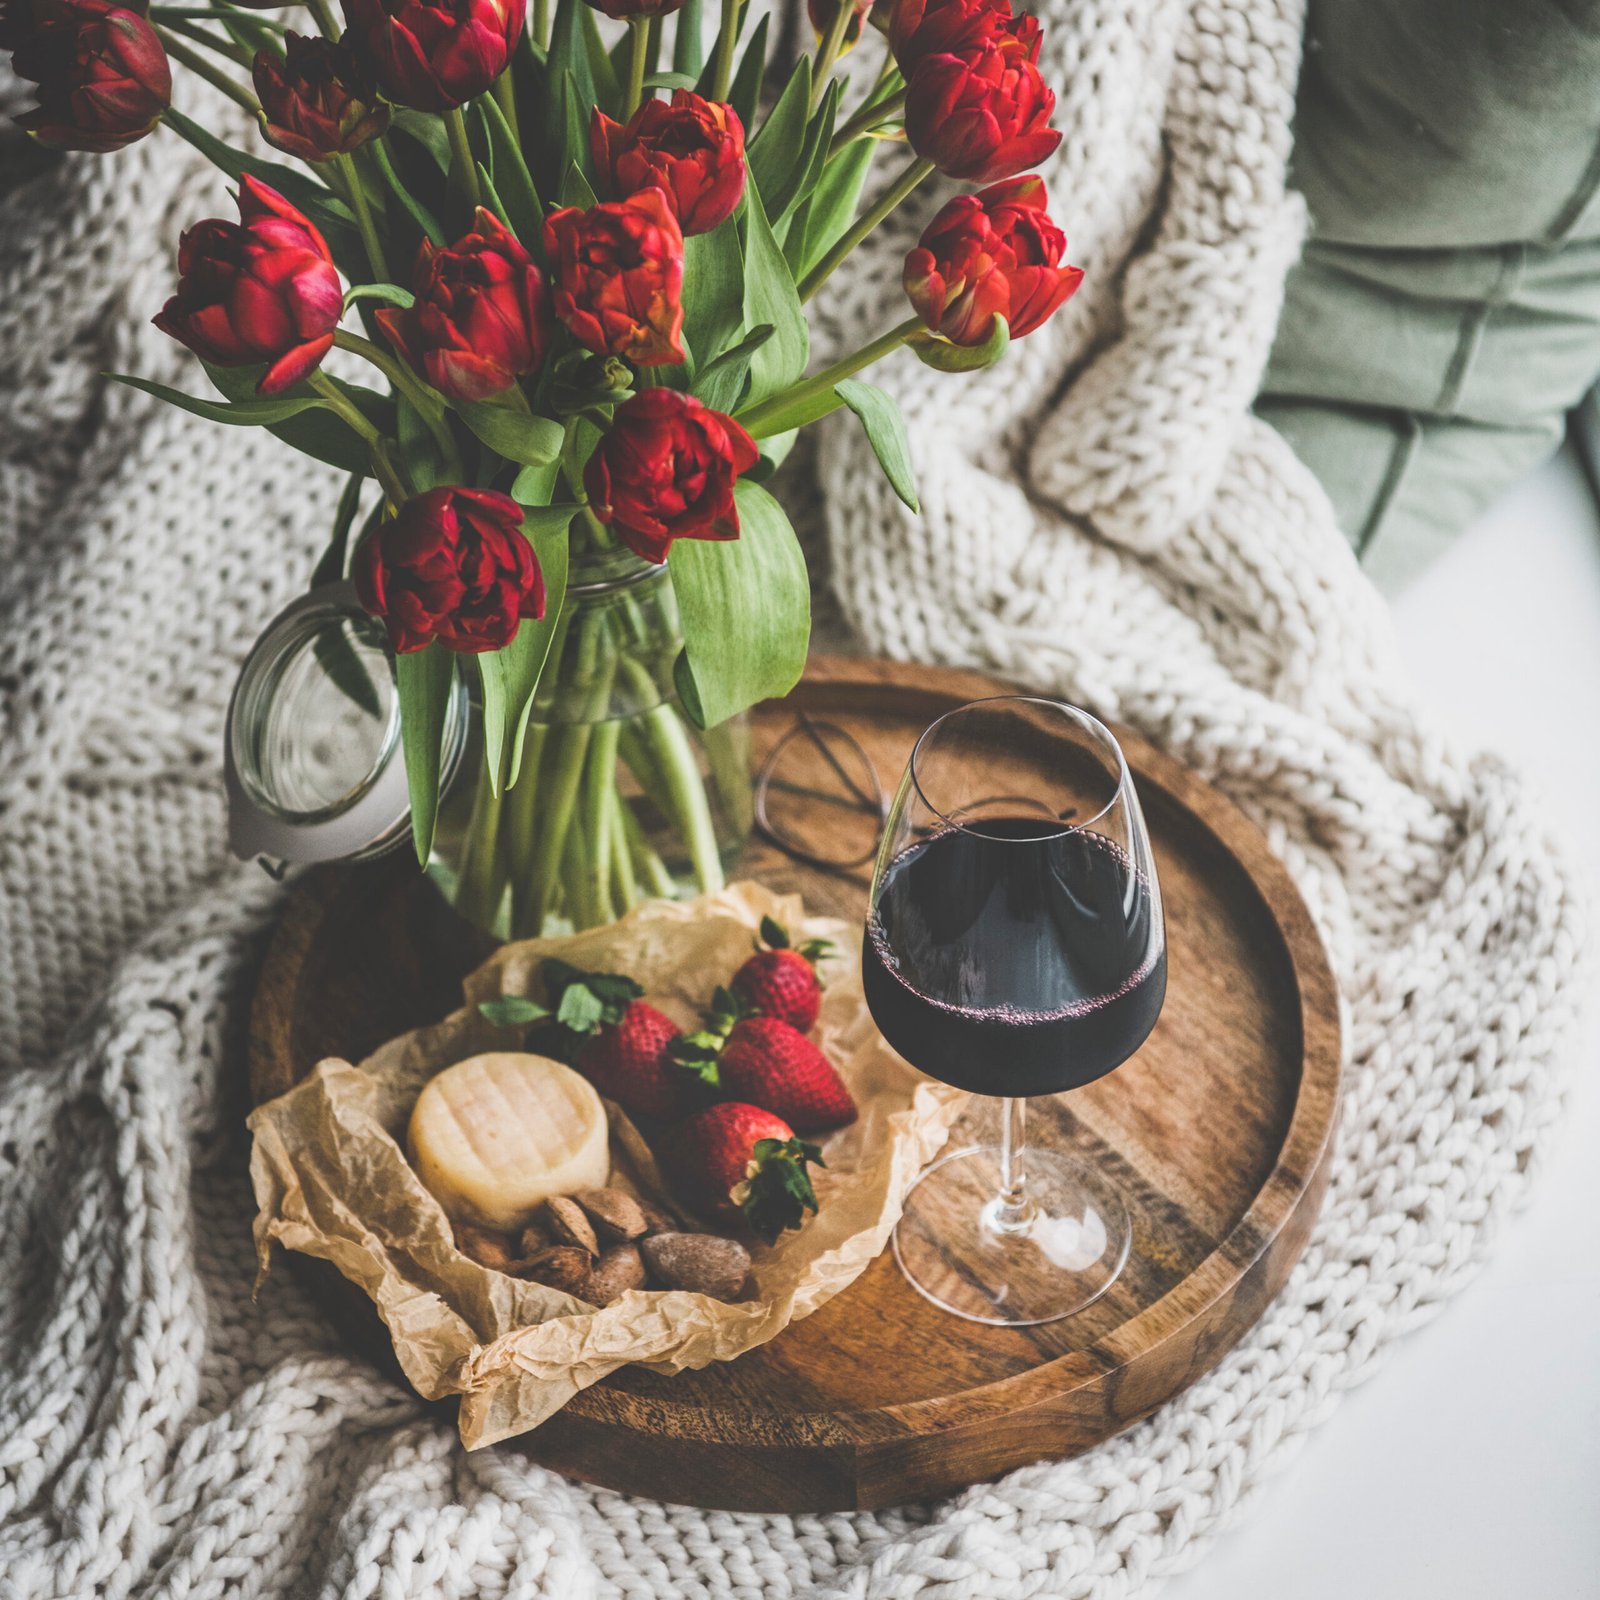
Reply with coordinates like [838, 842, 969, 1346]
[0, 0, 1590, 1594]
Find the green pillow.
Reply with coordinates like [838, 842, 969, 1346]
[1256, 0, 1600, 589]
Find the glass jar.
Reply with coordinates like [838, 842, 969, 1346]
[428, 550, 752, 938]
[226, 565, 752, 939]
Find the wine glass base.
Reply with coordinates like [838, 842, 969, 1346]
[891, 1146, 1131, 1326]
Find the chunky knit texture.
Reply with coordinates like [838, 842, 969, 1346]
[0, 1, 1591, 1595]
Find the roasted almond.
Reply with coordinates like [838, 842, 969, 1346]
[544, 1195, 600, 1257]
[641, 1232, 752, 1302]
[574, 1187, 648, 1242]
[519, 1244, 598, 1301]
[585, 1242, 647, 1305]
[454, 1222, 519, 1274]
[636, 1199, 682, 1238]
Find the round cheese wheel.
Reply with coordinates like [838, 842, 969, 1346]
[407, 1052, 610, 1231]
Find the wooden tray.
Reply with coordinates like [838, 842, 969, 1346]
[249, 657, 1341, 1513]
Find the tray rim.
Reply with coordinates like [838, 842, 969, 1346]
[248, 655, 1342, 1472]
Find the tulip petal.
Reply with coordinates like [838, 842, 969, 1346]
[258, 332, 334, 394]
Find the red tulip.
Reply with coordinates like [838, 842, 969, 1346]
[904, 31, 1061, 182]
[153, 176, 342, 396]
[590, 92, 746, 238]
[252, 33, 390, 163]
[355, 486, 545, 653]
[375, 209, 552, 403]
[806, 0, 873, 48]
[338, 0, 522, 112]
[5, 0, 169, 153]
[890, 0, 1026, 74]
[543, 190, 686, 368]
[904, 174, 1082, 344]
[583, 0, 683, 19]
[584, 389, 758, 563]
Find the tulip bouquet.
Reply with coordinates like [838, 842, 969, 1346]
[6, 0, 1083, 937]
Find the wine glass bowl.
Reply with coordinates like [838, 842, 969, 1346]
[863, 697, 1167, 1326]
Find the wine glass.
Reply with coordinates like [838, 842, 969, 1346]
[862, 696, 1167, 1325]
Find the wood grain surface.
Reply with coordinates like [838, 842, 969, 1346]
[248, 656, 1342, 1512]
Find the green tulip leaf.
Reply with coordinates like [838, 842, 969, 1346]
[389, 109, 451, 171]
[774, 78, 838, 237]
[195, 361, 379, 473]
[644, 69, 699, 91]
[367, 135, 445, 247]
[741, 177, 808, 407]
[910, 314, 1010, 373]
[580, 0, 622, 111]
[748, 57, 811, 221]
[679, 214, 745, 379]
[478, 89, 545, 250]
[544, 0, 597, 160]
[798, 136, 875, 278]
[475, 161, 515, 235]
[109, 373, 329, 426]
[726, 13, 770, 131]
[669, 480, 809, 729]
[560, 155, 599, 210]
[511, 460, 562, 504]
[311, 468, 368, 588]
[745, 427, 797, 482]
[459, 401, 566, 465]
[478, 510, 571, 791]
[692, 321, 774, 413]
[561, 73, 595, 191]
[671, 0, 704, 76]
[836, 379, 919, 512]
[344, 282, 414, 310]
[395, 641, 456, 864]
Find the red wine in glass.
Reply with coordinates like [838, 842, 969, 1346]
[864, 697, 1167, 1326]
[862, 818, 1167, 1097]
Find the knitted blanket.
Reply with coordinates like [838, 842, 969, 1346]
[0, 0, 1589, 1594]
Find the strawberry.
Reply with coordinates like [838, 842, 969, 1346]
[718, 1017, 856, 1133]
[729, 916, 834, 1033]
[671, 991, 857, 1134]
[662, 1102, 823, 1242]
[537, 958, 699, 1122]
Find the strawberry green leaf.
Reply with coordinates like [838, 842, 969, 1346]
[479, 996, 551, 1026]
[758, 915, 789, 950]
[741, 1137, 824, 1243]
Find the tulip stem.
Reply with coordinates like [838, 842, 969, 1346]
[810, 0, 857, 111]
[444, 107, 482, 210]
[331, 330, 464, 476]
[532, 0, 550, 51]
[829, 86, 906, 157]
[736, 315, 923, 436]
[709, 0, 741, 104]
[307, 0, 341, 39]
[157, 29, 260, 115]
[337, 154, 391, 281]
[623, 17, 650, 118]
[310, 372, 408, 504]
[157, 15, 252, 68]
[492, 69, 520, 143]
[798, 156, 934, 302]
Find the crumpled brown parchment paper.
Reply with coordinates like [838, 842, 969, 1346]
[247, 881, 966, 1447]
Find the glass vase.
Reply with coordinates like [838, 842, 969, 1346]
[427, 549, 753, 940]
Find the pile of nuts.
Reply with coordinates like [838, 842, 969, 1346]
[454, 1186, 753, 1304]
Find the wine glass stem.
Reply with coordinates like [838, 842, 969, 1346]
[989, 1095, 1034, 1234]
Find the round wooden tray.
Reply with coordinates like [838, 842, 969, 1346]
[249, 656, 1341, 1513]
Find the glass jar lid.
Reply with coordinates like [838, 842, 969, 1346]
[224, 583, 467, 868]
